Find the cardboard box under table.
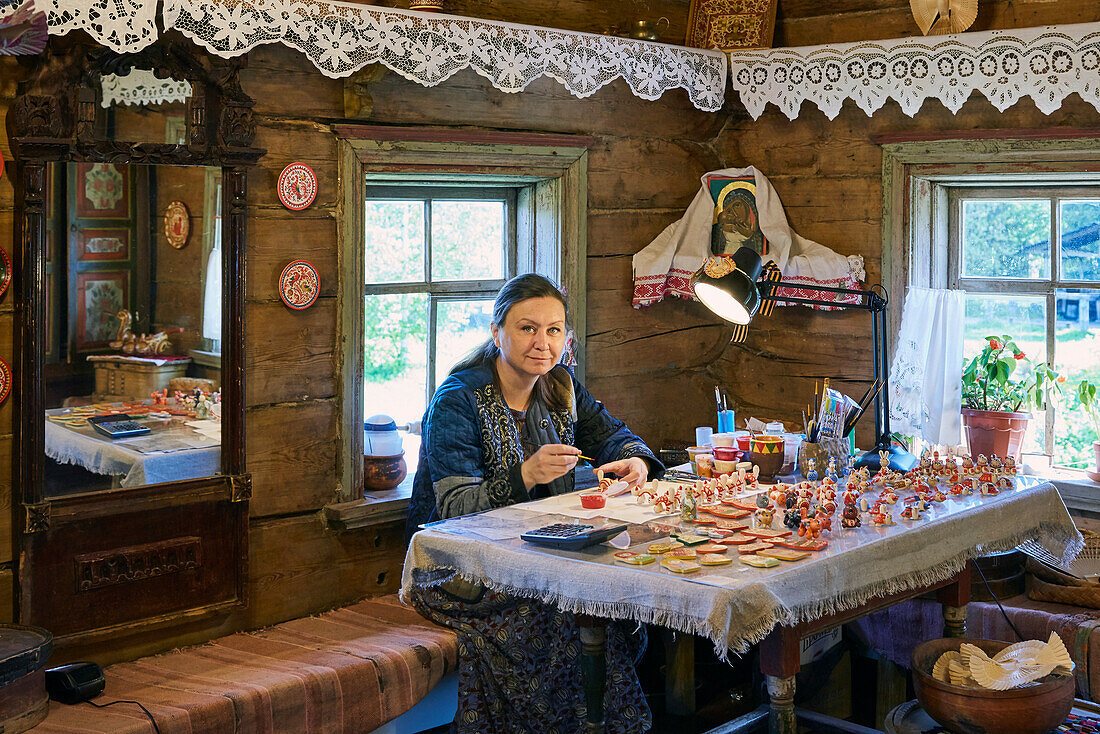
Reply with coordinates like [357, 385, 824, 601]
[402, 478, 1080, 734]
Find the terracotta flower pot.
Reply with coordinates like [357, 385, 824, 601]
[1088, 441, 1100, 483]
[961, 408, 1030, 462]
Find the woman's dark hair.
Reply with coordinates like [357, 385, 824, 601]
[449, 273, 573, 411]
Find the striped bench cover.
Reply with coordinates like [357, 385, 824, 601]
[34, 594, 458, 733]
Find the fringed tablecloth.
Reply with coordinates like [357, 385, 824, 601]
[402, 479, 1081, 659]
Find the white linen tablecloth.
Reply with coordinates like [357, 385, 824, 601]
[402, 478, 1081, 658]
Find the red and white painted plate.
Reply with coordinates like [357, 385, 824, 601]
[0, 357, 10, 405]
[279, 260, 320, 310]
[277, 162, 317, 210]
[0, 246, 10, 300]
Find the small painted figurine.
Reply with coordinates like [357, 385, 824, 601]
[949, 483, 972, 497]
[980, 482, 999, 496]
[806, 458, 818, 483]
[930, 488, 947, 503]
[799, 515, 822, 540]
[820, 498, 838, 516]
[996, 475, 1013, 491]
[899, 504, 923, 521]
[680, 485, 698, 522]
[815, 511, 833, 533]
[150, 389, 169, 406]
[755, 507, 775, 528]
[756, 491, 772, 509]
[961, 455, 975, 476]
[826, 457, 839, 484]
[989, 454, 1002, 472]
[841, 502, 861, 529]
[1004, 456, 1017, 475]
[784, 508, 802, 530]
[871, 507, 895, 526]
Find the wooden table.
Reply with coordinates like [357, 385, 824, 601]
[403, 479, 1076, 734]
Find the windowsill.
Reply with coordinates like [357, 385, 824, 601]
[323, 472, 414, 532]
[1024, 460, 1100, 514]
[188, 349, 222, 369]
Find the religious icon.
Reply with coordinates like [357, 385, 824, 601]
[708, 177, 766, 257]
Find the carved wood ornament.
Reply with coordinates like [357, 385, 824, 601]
[7, 35, 263, 649]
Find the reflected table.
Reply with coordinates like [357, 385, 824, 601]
[45, 400, 220, 487]
[402, 478, 1080, 734]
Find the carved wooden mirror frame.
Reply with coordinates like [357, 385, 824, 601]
[6, 36, 264, 650]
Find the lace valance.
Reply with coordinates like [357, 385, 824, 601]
[34, 0, 727, 112]
[729, 22, 1100, 120]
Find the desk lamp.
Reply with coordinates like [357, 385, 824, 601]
[692, 246, 917, 473]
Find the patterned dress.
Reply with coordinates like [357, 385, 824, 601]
[406, 362, 660, 733]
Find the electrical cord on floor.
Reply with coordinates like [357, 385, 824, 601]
[974, 561, 1025, 642]
[86, 699, 162, 734]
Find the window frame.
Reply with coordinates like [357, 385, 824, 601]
[880, 133, 1100, 501]
[363, 184, 519, 404]
[335, 126, 592, 507]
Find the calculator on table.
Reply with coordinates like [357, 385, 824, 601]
[87, 414, 151, 439]
[520, 522, 628, 550]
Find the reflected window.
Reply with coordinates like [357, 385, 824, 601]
[950, 187, 1100, 470]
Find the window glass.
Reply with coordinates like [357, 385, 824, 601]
[364, 200, 424, 284]
[1059, 200, 1100, 282]
[961, 199, 1050, 279]
[1055, 287, 1100, 469]
[963, 294, 1047, 453]
[435, 299, 494, 388]
[363, 292, 428, 426]
[431, 200, 506, 281]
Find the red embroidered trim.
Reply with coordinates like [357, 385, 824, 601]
[634, 271, 862, 310]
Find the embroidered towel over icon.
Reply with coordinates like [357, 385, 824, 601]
[631, 166, 865, 309]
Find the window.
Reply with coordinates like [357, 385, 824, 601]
[947, 187, 1100, 469]
[362, 185, 518, 432]
[200, 174, 222, 354]
[336, 128, 591, 502]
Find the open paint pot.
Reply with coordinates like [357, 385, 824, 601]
[749, 435, 784, 483]
[712, 446, 741, 462]
[579, 491, 606, 509]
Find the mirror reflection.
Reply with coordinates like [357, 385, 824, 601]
[42, 160, 224, 496]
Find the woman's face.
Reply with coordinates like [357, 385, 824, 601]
[492, 296, 567, 380]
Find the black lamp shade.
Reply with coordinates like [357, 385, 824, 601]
[691, 246, 766, 325]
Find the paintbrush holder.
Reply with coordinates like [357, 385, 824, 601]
[797, 437, 850, 479]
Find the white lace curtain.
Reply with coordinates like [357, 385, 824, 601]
[32, 0, 727, 112]
[889, 288, 965, 446]
[729, 22, 1100, 120]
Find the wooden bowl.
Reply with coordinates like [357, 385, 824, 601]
[363, 452, 407, 492]
[911, 638, 1073, 734]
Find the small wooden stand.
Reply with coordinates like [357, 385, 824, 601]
[92, 355, 191, 400]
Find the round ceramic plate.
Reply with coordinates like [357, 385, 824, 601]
[164, 200, 190, 249]
[277, 163, 317, 210]
[279, 260, 320, 310]
[0, 357, 10, 405]
[0, 246, 10, 300]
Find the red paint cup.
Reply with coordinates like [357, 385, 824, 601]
[580, 492, 606, 509]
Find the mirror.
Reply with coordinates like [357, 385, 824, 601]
[42, 160, 224, 496]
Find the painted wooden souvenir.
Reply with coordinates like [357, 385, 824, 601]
[741, 555, 780, 568]
[783, 508, 801, 530]
[1004, 456, 1017, 475]
[698, 553, 732, 566]
[758, 548, 810, 562]
[661, 559, 701, 574]
[0, 357, 10, 405]
[0, 246, 10, 300]
[164, 200, 190, 248]
[615, 552, 656, 565]
[980, 482, 999, 495]
[277, 162, 318, 210]
[736, 541, 775, 554]
[871, 508, 896, 526]
[841, 503, 861, 528]
[279, 260, 320, 310]
[668, 547, 697, 560]
[742, 527, 791, 539]
[648, 540, 684, 554]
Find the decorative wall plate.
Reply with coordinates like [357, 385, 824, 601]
[0, 357, 10, 405]
[0, 246, 10, 300]
[279, 260, 320, 310]
[277, 163, 317, 210]
[164, 200, 190, 249]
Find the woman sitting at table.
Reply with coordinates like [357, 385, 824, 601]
[406, 273, 662, 734]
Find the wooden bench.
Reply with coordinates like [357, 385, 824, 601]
[33, 594, 458, 733]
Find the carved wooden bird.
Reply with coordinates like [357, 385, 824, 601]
[910, 0, 978, 35]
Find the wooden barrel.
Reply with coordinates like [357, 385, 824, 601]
[971, 550, 1026, 601]
[0, 625, 53, 734]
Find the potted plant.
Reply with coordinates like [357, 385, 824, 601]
[961, 335, 1061, 461]
[1078, 380, 1100, 481]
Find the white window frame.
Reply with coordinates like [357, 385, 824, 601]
[335, 126, 591, 505]
[881, 135, 1100, 505]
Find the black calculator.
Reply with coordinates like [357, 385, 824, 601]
[520, 522, 628, 550]
[87, 414, 151, 439]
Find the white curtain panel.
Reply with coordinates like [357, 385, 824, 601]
[889, 287, 966, 445]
